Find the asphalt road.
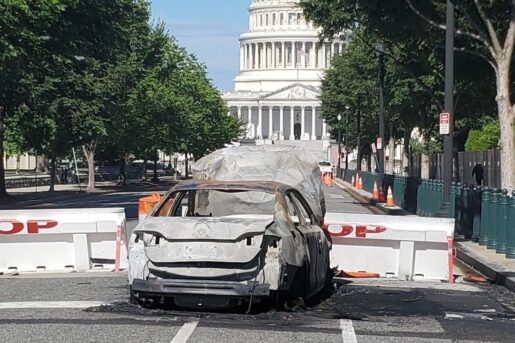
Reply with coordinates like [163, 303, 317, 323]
[0, 273, 514, 342]
[1, 182, 514, 342]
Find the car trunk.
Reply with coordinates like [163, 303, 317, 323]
[134, 215, 273, 280]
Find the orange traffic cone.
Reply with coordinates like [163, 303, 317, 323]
[386, 186, 395, 207]
[351, 176, 355, 187]
[327, 173, 332, 187]
[358, 176, 363, 190]
[354, 173, 359, 187]
[372, 181, 379, 200]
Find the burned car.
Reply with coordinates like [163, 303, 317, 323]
[128, 180, 332, 309]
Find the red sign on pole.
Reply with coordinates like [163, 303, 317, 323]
[440, 113, 450, 135]
[376, 137, 383, 150]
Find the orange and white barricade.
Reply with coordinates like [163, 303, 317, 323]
[0, 208, 127, 273]
[324, 212, 455, 282]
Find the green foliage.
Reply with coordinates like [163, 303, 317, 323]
[0, 0, 242, 193]
[464, 120, 500, 152]
[301, 0, 501, 138]
[410, 137, 443, 155]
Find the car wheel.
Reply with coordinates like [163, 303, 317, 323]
[282, 264, 308, 311]
[129, 285, 138, 305]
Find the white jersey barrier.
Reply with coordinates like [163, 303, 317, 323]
[325, 212, 455, 282]
[0, 208, 127, 273]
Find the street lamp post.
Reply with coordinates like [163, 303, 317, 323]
[337, 114, 342, 178]
[356, 95, 362, 171]
[442, 0, 455, 209]
[344, 106, 350, 171]
[376, 43, 385, 177]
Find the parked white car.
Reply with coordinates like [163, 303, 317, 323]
[318, 161, 333, 175]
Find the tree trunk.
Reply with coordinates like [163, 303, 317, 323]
[152, 154, 159, 183]
[388, 137, 395, 174]
[0, 107, 8, 198]
[83, 143, 96, 192]
[402, 129, 410, 176]
[356, 147, 362, 172]
[184, 154, 189, 178]
[49, 156, 57, 192]
[142, 159, 147, 181]
[420, 132, 430, 179]
[496, 59, 515, 190]
[117, 152, 126, 186]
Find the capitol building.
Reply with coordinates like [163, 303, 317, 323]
[223, 0, 347, 143]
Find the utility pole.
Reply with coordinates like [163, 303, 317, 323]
[337, 114, 342, 177]
[345, 115, 349, 171]
[344, 106, 350, 171]
[442, 1, 454, 210]
[356, 95, 362, 171]
[376, 43, 386, 177]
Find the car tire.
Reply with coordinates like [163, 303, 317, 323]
[281, 264, 308, 311]
[129, 285, 138, 305]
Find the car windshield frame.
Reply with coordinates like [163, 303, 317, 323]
[154, 187, 278, 218]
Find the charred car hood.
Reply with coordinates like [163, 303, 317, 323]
[134, 216, 273, 264]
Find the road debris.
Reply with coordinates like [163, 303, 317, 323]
[463, 272, 489, 284]
[335, 270, 380, 278]
[401, 296, 422, 303]
[445, 312, 493, 320]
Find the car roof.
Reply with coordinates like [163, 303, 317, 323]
[171, 180, 293, 194]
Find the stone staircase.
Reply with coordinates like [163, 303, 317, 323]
[270, 139, 329, 161]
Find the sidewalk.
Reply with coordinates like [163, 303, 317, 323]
[333, 177, 515, 293]
[0, 177, 179, 210]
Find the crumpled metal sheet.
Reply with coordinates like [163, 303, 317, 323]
[192, 145, 326, 224]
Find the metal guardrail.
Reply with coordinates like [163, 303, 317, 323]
[340, 169, 515, 259]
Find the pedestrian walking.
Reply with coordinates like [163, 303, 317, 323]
[472, 163, 484, 186]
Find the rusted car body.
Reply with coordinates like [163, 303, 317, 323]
[128, 180, 332, 309]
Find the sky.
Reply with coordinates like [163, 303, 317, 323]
[150, 0, 249, 91]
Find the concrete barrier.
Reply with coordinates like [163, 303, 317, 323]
[325, 212, 455, 281]
[0, 208, 127, 273]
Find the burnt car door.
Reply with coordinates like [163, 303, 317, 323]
[290, 191, 331, 292]
[285, 191, 318, 293]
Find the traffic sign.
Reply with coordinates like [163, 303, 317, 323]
[440, 113, 450, 135]
[376, 137, 383, 150]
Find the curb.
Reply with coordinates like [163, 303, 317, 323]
[454, 242, 515, 293]
[332, 178, 405, 216]
[332, 179, 383, 215]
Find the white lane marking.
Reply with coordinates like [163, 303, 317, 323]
[340, 319, 357, 343]
[0, 301, 106, 309]
[171, 321, 199, 343]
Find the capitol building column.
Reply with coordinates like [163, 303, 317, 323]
[289, 107, 294, 140]
[272, 42, 276, 68]
[268, 106, 273, 138]
[311, 105, 316, 140]
[301, 106, 306, 139]
[257, 106, 263, 138]
[279, 106, 284, 139]
[282, 42, 286, 68]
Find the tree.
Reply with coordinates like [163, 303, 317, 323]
[320, 36, 380, 169]
[464, 119, 500, 151]
[301, 0, 514, 189]
[56, 0, 151, 192]
[0, 0, 63, 197]
[405, 0, 514, 189]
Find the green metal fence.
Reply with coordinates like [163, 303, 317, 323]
[339, 169, 515, 259]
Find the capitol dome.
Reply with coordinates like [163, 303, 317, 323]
[223, 0, 347, 142]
